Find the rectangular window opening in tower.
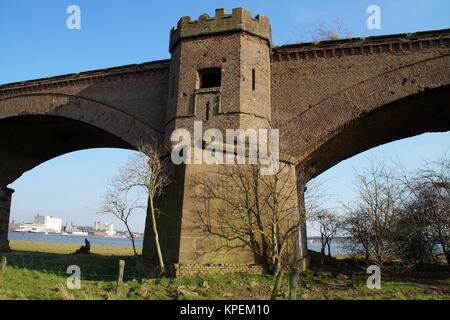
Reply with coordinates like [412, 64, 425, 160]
[252, 68, 256, 91]
[205, 101, 210, 121]
[199, 68, 221, 89]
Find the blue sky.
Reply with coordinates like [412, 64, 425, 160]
[1, 1, 449, 233]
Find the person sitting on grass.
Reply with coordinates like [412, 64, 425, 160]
[75, 238, 91, 254]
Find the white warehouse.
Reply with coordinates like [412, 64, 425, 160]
[15, 214, 63, 234]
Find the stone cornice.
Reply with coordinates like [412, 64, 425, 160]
[0, 59, 170, 98]
[272, 28, 450, 62]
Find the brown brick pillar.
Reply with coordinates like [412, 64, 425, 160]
[142, 164, 185, 265]
[0, 187, 14, 252]
[142, 162, 260, 268]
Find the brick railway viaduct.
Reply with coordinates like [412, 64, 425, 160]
[0, 8, 449, 271]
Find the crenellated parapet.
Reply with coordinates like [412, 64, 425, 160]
[169, 7, 272, 52]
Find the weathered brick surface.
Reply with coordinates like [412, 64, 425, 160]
[271, 31, 450, 174]
[169, 8, 271, 52]
[0, 61, 169, 185]
[0, 61, 169, 136]
[272, 45, 450, 174]
[166, 32, 271, 137]
[173, 263, 264, 277]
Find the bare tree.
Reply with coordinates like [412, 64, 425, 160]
[413, 157, 449, 264]
[312, 19, 352, 41]
[343, 207, 372, 261]
[343, 162, 405, 267]
[100, 181, 142, 256]
[343, 156, 449, 268]
[118, 142, 171, 274]
[191, 162, 305, 299]
[311, 209, 342, 264]
[398, 156, 450, 265]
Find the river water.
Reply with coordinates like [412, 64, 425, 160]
[8, 232, 349, 254]
[306, 242, 349, 254]
[8, 232, 144, 248]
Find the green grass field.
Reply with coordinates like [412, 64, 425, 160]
[0, 240, 448, 300]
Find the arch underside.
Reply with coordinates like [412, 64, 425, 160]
[0, 115, 137, 186]
[0, 115, 134, 186]
[0, 92, 165, 186]
[303, 85, 450, 178]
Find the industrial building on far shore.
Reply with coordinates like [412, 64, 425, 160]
[11, 214, 62, 234]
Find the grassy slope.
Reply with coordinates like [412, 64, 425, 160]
[0, 240, 448, 300]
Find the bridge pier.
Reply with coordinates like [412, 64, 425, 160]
[142, 161, 309, 275]
[0, 187, 14, 252]
[142, 163, 261, 269]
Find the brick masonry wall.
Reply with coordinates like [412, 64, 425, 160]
[173, 263, 264, 277]
[0, 61, 170, 135]
[272, 40, 450, 171]
[166, 30, 272, 136]
[0, 62, 170, 186]
[166, 32, 244, 135]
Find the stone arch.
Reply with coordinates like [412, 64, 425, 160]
[0, 93, 164, 185]
[279, 54, 450, 178]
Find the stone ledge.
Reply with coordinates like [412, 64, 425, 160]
[0, 60, 170, 97]
[273, 31, 450, 62]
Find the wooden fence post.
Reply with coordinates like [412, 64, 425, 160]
[0, 257, 7, 282]
[116, 259, 125, 295]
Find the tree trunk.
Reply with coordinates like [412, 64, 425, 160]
[271, 270, 284, 300]
[131, 237, 137, 256]
[149, 195, 165, 274]
[365, 246, 370, 262]
[327, 242, 331, 258]
[272, 259, 281, 277]
[320, 233, 325, 265]
[288, 267, 299, 300]
[125, 223, 138, 256]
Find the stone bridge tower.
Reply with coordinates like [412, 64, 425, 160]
[142, 8, 304, 272]
[165, 8, 272, 134]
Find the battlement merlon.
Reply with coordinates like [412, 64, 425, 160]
[169, 8, 272, 52]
